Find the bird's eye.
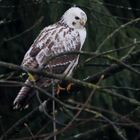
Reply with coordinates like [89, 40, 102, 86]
[72, 22, 76, 25]
[75, 16, 80, 20]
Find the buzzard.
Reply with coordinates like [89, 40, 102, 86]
[13, 7, 87, 109]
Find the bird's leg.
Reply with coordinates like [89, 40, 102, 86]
[56, 84, 66, 95]
[56, 82, 74, 95]
[66, 83, 74, 92]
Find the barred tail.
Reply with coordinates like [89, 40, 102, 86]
[13, 79, 32, 109]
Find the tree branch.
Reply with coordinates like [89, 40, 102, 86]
[86, 49, 140, 83]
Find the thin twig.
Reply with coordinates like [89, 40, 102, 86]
[86, 49, 140, 83]
[121, 38, 137, 60]
[0, 106, 39, 140]
[96, 18, 140, 53]
[4, 16, 43, 42]
[24, 123, 35, 140]
[52, 79, 57, 140]
[44, 75, 104, 139]
[104, 55, 140, 75]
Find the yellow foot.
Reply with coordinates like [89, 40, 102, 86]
[66, 83, 74, 93]
[56, 83, 74, 95]
[56, 84, 66, 95]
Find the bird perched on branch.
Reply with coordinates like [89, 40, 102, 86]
[13, 7, 87, 109]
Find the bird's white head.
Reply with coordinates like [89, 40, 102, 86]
[62, 7, 87, 29]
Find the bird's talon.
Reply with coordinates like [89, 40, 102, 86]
[66, 83, 74, 93]
[56, 84, 66, 95]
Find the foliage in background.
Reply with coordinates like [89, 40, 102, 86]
[0, 0, 140, 140]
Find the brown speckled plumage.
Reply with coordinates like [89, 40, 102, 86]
[13, 7, 87, 109]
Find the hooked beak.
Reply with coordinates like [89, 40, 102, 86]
[80, 19, 86, 26]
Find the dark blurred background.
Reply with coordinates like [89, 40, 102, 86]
[0, 0, 140, 140]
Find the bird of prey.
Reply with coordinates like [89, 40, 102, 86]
[13, 7, 87, 109]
